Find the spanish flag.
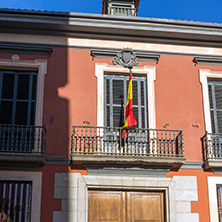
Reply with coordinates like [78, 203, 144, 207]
[122, 70, 137, 138]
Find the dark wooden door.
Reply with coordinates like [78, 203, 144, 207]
[88, 191, 165, 222]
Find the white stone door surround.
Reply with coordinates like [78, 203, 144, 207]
[54, 173, 199, 222]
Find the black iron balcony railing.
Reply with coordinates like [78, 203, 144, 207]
[71, 126, 184, 158]
[0, 124, 46, 154]
[202, 132, 222, 160]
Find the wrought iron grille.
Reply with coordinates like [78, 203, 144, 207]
[0, 125, 46, 153]
[202, 132, 222, 160]
[0, 180, 32, 222]
[72, 126, 184, 157]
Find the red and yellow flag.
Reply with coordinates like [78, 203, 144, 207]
[122, 70, 137, 138]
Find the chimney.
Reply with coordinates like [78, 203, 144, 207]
[102, 0, 140, 16]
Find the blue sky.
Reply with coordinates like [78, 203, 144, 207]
[0, 0, 221, 23]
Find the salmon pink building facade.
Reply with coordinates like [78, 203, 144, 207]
[0, 1, 222, 221]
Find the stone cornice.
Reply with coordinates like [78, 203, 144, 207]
[193, 56, 222, 65]
[0, 9, 222, 47]
[91, 49, 160, 62]
[0, 42, 53, 55]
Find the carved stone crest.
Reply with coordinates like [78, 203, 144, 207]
[113, 48, 138, 69]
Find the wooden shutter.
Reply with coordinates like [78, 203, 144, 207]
[208, 81, 222, 133]
[104, 75, 147, 128]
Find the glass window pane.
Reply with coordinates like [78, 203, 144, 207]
[142, 108, 146, 128]
[141, 81, 145, 106]
[106, 79, 110, 104]
[208, 84, 213, 109]
[113, 106, 122, 127]
[17, 74, 30, 100]
[30, 102, 36, 125]
[2, 73, 15, 99]
[215, 85, 222, 109]
[210, 110, 215, 133]
[15, 102, 28, 125]
[132, 107, 138, 127]
[32, 75, 37, 100]
[113, 80, 124, 105]
[132, 80, 138, 105]
[106, 106, 110, 127]
[217, 111, 222, 133]
[0, 101, 13, 124]
[126, 80, 129, 106]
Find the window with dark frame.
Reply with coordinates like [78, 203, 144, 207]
[0, 70, 38, 126]
[104, 75, 147, 128]
[0, 180, 32, 222]
[0, 70, 38, 152]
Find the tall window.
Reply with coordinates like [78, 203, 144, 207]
[217, 184, 222, 222]
[0, 70, 37, 126]
[0, 180, 32, 222]
[208, 81, 222, 133]
[0, 70, 38, 152]
[104, 75, 147, 128]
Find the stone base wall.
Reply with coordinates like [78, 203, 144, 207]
[53, 173, 199, 222]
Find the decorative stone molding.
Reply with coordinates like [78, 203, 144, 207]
[91, 48, 160, 62]
[0, 57, 47, 126]
[0, 42, 53, 55]
[194, 56, 222, 65]
[199, 69, 222, 133]
[95, 63, 156, 129]
[53, 173, 199, 222]
[113, 48, 138, 69]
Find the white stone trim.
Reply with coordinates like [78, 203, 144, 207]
[3, 34, 222, 57]
[0, 55, 47, 126]
[199, 69, 222, 133]
[208, 176, 222, 222]
[95, 63, 156, 129]
[0, 171, 42, 222]
[54, 173, 198, 222]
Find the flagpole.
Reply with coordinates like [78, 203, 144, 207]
[122, 68, 132, 143]
[113, 48, 138, 141]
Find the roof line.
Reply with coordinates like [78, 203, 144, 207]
[0, 7, 222, 28]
